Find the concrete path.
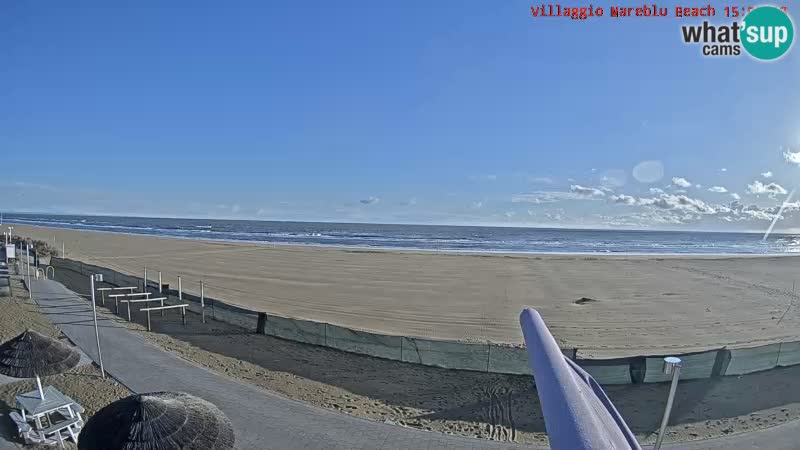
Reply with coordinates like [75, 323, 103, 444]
[676, 420, 800, 450]
[28, 278, 800, 450]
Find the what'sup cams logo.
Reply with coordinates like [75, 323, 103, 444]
[681, 6, 794, 60]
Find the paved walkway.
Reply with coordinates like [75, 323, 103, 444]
[28, 279, 800, 450]
[677, 420, 800, 450]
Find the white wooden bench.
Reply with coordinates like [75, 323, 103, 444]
[96, 287, 113, 306]
[97, 287, 140, 306]
[140, 304, 189, 331]
[38, 416, 81, 447]
[10, 410, 31, 435]
[119, 297, 166, 321]
[11, 411, 80, 447]
[114, 286, 137, 292]
[126, 292, 151, 297]
[107, 293, 128, 313]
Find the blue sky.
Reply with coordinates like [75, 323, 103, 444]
[1, 1, 799, 230]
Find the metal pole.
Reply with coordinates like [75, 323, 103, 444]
[26, 243, 31, 299]
[654, 357, 682, 450]
[62, 242, 65, 258]
[144, 267, 148, 292]
[90, 275, 106, 379]
[36, 375, 45, 400]
[200, 280, 205, 324]
[158, 271, 162, 293]
[178, 276, 182, 301]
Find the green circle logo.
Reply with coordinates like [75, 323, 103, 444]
[741, 6, 794, 61]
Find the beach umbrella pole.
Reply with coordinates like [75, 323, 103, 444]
[26, 243, 31, 299]
[36, 375, 44, 399]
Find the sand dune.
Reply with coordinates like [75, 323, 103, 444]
[15, 224, 800, 358]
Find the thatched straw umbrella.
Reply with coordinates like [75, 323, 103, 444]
[0, 330, 81, 399]
[78, 391, 235, 450]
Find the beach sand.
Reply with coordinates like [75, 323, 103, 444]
[14, 224, 800, 358]
[0, 273, 129, 449]
[50, 265, 800, 445]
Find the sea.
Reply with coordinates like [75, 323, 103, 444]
[3, 213, 799, 255]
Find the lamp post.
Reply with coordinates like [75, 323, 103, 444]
[654, 356, 682, 450]
[89, 273, 106, 378]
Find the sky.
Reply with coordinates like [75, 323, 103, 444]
[1, 1, 799, 231]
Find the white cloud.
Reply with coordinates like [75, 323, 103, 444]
[649, 187, 664, 194]
[648, 194, 716, 214]
[672, 177, 692, 188]
[747, 180, 787, 196]
[784, 149, 800, 165]
[609, 194, 637, 205]
[570, 184, 606, 197]
[528, 176, 554, 184]
[470, 201, 483, 209]
[708, 186, 728, 193]
[504, 211, 515, 218]
[360, 197, 380, 205]
[599, 170, 627, 188]
[720, 168, 728, 172]
[761, 171, 773, 178]
[512, 189, 606, 204]
[609, 192, 715, 214]
[695, 184, 702, 189]
[402, 198, 417, 206]
[731, 193, 741, 200]
[3, 181, 60, 191]
[606, 187, 800, 227]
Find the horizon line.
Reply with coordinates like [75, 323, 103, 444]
[0, 210, 788, 236]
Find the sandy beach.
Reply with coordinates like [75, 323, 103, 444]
[48, 264, 800, 445]
[14, 224, 800, 358]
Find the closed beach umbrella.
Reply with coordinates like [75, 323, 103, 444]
[78, 391, 235, 450]
[0, 329, 81, 399]
[520, 309, 641, 450]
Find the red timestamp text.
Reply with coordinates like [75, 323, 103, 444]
[723, 5, 788, 17]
